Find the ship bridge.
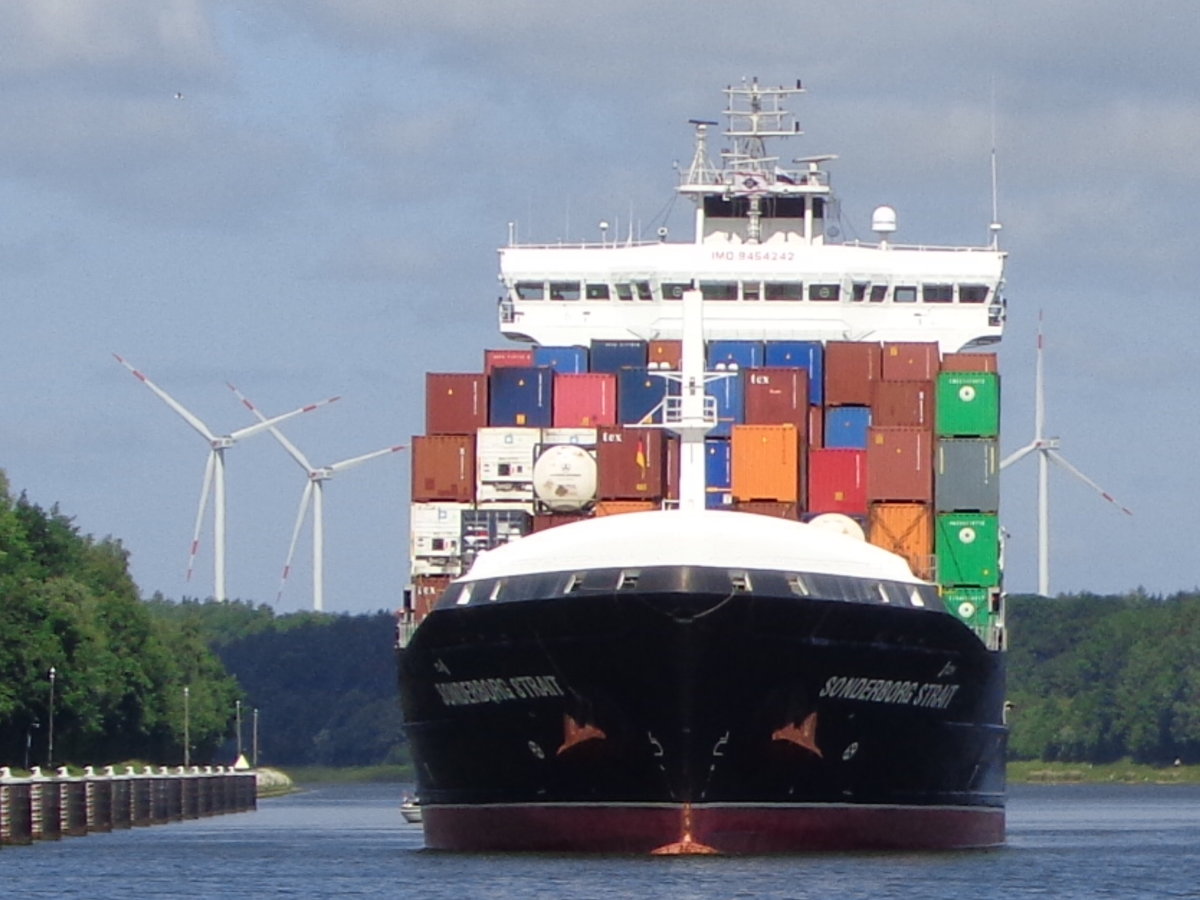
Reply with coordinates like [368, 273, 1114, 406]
[497, 79, 1005, 353]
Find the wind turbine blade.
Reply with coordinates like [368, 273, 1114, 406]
[327, 444, 407, 475]
[1034, 311, 1045, 440]
[227, 393, 341, 444]
[1046, 449, 1133, 516]
[1000, 442, 1038, 470]
[277, 481, 315, 604]
[114, 353, 217, 442]
[187, 452, 216, 581]
[226, 382, 320, 471]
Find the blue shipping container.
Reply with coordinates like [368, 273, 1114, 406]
[708, 371, 745, 438]
[825, 406, 872, 449]
[617, 367, 674, 425]
[764, 341, 825, 406]
[489, 366, 554, 427]
[707, 340, 764, 371]
[705, 438, 732, 508]
[533, 345, 589, 374]
[590, 339, 648, 373]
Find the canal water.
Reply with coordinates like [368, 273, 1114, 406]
[4, 782, 1199, 898]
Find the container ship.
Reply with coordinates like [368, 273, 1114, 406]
[396, 80, 1008, 853]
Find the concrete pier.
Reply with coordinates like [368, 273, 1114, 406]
[0, 765, 258, 848]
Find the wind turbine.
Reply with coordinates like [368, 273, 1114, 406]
[999, 315, 1132, 596]
[228, 383, 406, 612]
[114, 354, 340, 602]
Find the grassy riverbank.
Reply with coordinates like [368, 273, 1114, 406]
[1008, 760, 1200, 784]
[277, 764, 414, 785]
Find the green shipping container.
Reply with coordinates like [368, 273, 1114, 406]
[941, 586, 996, 628]
[935, 512, 1000, 586]
[936, 372, 999, 437]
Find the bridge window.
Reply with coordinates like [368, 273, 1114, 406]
[549, 281, 581, 301]
[923, 284, 953, 303]
[635, 281, 653, 301]
[852, 283, 868, 302]
[960, 284, 990, 304]
[870, 285, 887, 303]
[809, 283, 841, 302]
[615, 283, 633, 301]
[894, 286, 918, 303]
[662, 282, 691, 300]
[516, 281, 544, 300]
[764, 282, 804, 301]
[701, 281, 738, 301]
[586, 283, 610, 300]
[743, 281, 761, 301]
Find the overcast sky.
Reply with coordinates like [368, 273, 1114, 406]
[1, 1, 1194, 613]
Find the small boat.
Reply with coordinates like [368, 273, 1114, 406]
[400, 795, 422, 824]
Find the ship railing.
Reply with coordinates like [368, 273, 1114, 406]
[498, 298, 516, 323]
[661, 395, 718, 427]
[838, 239, 1001, 254]
[504, 238, 665, 250]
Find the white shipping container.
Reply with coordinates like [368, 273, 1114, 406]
[541, 427, 598, 446]
[410, 502, 470, 562]
[477, 427, 540, 504]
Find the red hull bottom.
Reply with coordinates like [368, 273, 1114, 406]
[421, 803, 1005, 854]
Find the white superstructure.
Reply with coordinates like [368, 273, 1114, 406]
[498, 80, 1005, 353]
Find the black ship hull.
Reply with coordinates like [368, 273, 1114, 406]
[397, 566, 1006, 854]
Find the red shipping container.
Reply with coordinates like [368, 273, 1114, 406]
[596, 426, 666, 500]
[484, 348, 534, 373]
[745, 368, 809, 433]
[808, 448, 868, 515]
[648, 339, 683, 369]
[426, 373, 488, 435]
[825, 342, 881, 406]
[553, 372, 617, 427]
[871, 380, 935, 428]
[411, 574, 454, 622]
[411, 434, 476, 502]
[664, 434, 681, 502]
[808, 405, 825, 449]
[881, 342, 940, 381]
[941, 352, 998, 373]
[866, 426, 933, 502]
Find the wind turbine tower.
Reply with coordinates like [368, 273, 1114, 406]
[229, 384, 406, 612]
[115, 354, 339, 602]
[999, 317, 1132, 596]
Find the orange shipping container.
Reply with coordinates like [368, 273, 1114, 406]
[731, 424, 802, 503]
[868, 502, 934, 581]
[732, 500, 799, 519]
[410, 574, 454, 623]
[593, 500, 657, 516]
[648, 339, 683, 369]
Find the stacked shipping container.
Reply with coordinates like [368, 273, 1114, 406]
[409, 340, 1002, 638]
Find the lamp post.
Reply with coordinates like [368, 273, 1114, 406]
[252, 708, 259, 768]
[47, 666, 56, 768]
[183, 686, 191, 768]
[236, 699, 243, 761]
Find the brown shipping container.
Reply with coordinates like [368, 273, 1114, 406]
[411, 574, 454, 622]
[532, 513, 591, 532]
[745, 368, 809, 433]
[871, 380, 935, 428]
[808, 405, 825, 449]
[732, 500, 799, 519]
[881, 342, 940, 381]
[484, 348, 534, 372]
[596, 426, 666, 500]
[411, 434, 476, 502]
[868, 502, 934, 580]
[941, 352, 999, 373]
[825, 341, 881, 406]
[866, 426, 933, 502]
[426, 373, 488, 435]
[731, 424, 801, 503]
[648, 339, 683, 369]
[594, 500, 658, 516]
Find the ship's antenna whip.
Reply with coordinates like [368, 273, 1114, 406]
[989, 77, 1002, 250]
